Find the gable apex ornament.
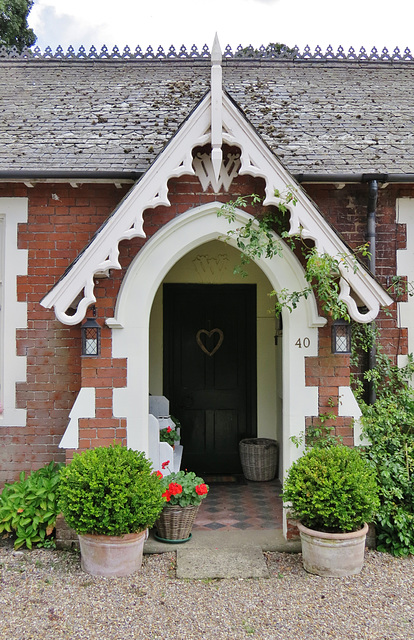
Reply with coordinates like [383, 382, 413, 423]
[41, 80, 392, 326]
[211, 33, 223, 185]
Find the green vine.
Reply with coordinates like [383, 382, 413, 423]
[218, 189, 370, 321]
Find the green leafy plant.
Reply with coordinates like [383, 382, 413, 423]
[282, 445, 379, 533]
[218, 190, 370, 321]
[351, 326, 414, 556]
[0, 461, 63, 550]
[159, 463, 209, 507]
[58, 444, 165, 536]
[159, 426, 178, 447]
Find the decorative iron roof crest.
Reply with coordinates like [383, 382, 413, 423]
[0, 43, 413, 61]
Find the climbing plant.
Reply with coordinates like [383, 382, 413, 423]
[352, 326, 414, 556]
[217, 189, 369, 321]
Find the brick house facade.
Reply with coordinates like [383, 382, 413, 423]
[1, 44, 413, 523]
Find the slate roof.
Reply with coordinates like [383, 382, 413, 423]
[1, 58, 414, 177]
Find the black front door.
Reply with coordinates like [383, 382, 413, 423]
[163, 284, 257, 474]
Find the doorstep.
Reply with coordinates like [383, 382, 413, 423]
[144, 528, 301, 554]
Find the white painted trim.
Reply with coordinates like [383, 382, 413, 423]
[59, 387, 96, 448]
[0, 198, 28, 426]
[338, 386, 369, 446]
[397, 198, 414, 367]
[108, 203, 322, 488]
[220, 93, 393, 323]
[41, 90, 391, 326]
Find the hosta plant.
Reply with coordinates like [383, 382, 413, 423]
[282, 445, 379, 533]
[0, 461, 63, 550]
[58, 444, 165, 536]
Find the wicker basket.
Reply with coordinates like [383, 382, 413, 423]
[154, 504, 200, 542]
[239, 438, 279, 481]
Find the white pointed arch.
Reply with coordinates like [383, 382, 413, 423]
[106, 202, 325, 483]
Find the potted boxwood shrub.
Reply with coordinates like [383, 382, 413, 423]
[282, 445, 380, 577]
[58, 444, 165, 577]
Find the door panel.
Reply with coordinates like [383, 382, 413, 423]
[163, 284, 257, 474]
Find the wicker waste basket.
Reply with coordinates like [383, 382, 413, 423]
[239, 438, 279, 481]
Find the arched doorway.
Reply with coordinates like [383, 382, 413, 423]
[110, 202, 325, 484]
[149, 240, 279, 475]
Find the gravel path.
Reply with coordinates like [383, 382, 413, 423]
[0, 545, 413, 639]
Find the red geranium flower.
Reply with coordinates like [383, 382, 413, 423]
[168, 482, 183, 496]
[153, 470, 163, 479]
[161, 460, 170, 469]
[167, 426, 172, 433]
[162, 490, 171, 502]
[195, 484, 208, 496]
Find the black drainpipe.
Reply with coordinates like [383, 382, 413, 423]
[367, 180, 378, 404]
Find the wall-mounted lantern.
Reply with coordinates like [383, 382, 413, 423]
[331, 319, 351, 354]
[81, 307, 101, 356]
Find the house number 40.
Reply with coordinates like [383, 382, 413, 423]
[295, 337, 311, 348]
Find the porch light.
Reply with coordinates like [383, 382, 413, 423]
[81, 307, 101, 356]
[331, 319, 351, 354]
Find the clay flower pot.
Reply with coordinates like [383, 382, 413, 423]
[298, 522, 369, 577]
[78, 531, 147, 577]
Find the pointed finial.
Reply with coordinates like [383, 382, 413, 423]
[211, 34, 223, 189]
[211, 33, 222, 64]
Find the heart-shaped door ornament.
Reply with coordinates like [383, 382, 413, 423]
[196, 328, 224, 357]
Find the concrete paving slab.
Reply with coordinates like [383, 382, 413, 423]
[176, 546, 269, 579]
[144, 528, 301, 554]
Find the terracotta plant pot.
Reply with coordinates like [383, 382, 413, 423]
[78, 530, 146, 577]
[298, 522, 369, 577]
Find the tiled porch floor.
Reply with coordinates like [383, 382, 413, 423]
[193, 479, 283, 531]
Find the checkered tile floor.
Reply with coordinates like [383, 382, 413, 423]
[193, 479, 283, 531]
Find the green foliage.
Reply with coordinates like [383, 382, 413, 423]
[160, 469, 209, 507]
[235, 42, 297, 58]
[159, 426, 178, 446]
[353, 329, 414, 555]
[291, 409, 343, 450]
[0, 461, 63, 550]
[218, 189, 369, 321]
[282, 445, 379, 533]
[58, 444, 165, 536]
[0, 0, 36, 51]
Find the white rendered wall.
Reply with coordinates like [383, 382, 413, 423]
[0, 199, 28, 426]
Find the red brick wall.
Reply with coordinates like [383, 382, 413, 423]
[1, 177, 413, 486]
[0, 182, 129, 485]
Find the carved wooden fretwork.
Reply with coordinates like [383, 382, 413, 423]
[192, 254, 230, 281]
[41, 40, 392, 326]
[193, 152, 241, 192]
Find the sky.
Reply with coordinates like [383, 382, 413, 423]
[28, 0, 414, 55]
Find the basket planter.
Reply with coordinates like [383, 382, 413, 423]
[78, 530, 146, 577]
[298, 522, 369, 577]
[239, 438, 279, 481]
[154, 504, 200, 543]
